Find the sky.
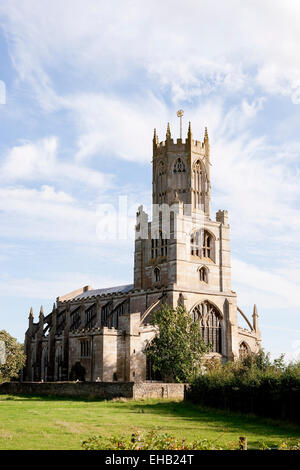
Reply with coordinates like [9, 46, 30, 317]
[0, 0, 300, 361]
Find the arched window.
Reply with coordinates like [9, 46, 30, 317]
[190, 230, 213, 259]
[199, 266, 208, 283]
[203, 231, 211, 258]
[193, 160, 202, 209]
[239, 342, 250, 358]
[151, 231, 168, 259]
[146, 344, 162, 381]
[157, 161, 166, 204]
[191, 301, 222, 353]
[154, 267, 161, 283]
[173, 158, 186, 173]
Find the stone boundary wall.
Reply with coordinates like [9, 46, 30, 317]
[0, 382, 186, 400]
[0, 382, 134, 399]
[133, 382, 186, 399]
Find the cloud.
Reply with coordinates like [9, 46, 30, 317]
[232, 258, 300, 309]
[0, 137, 113, 189]
[2, 0, 300, 105]
[0, 272, 131, 301]
[0, 185, 138, 247]
[64, 92, 168, 162]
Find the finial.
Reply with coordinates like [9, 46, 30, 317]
[177, 110, 184, 139]
[39, 305, 44, 317]
[187, 121, 192, 139]
[166, 122, 171, 140]
[204, 127, 209, 140]
[252, 304, 258, 331]
[29, 307, 34, 318]
[153, 128, 158, 144]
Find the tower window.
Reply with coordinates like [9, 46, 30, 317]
[151, 231, 168, 259]
[173, 158, 186, 173]
[203, 231, 211, 258]
[191, 230, 213, 260]
[199, 266, 208, 283]
[154, 267, 161, 283]
[157, 161, 166, 204]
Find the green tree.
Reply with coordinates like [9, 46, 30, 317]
[144, 305, 209, 383]
[0, 330, 26, 383]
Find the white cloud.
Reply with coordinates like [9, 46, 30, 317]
[0, 272, 131, 301]
[1, 137, 113, 189]
[2, 0, 300, 104]
[232, 258, 300, 309]
[64, 93, 168, 162]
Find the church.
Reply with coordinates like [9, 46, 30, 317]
[23, 119, 261, 382]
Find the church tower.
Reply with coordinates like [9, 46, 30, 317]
[133, 117, 257, 360]
[152, 122, 211, 215]
[134, 121, 231, 294]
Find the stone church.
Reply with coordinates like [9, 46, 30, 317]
[24, 121, 261, 382]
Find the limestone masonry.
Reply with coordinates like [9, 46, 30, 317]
[24, 121, 261, 382]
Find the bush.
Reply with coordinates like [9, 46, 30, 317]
[81, 430, 300, 450]
[188, 351, 300, 424]
[82, 430, 228, 450]
[0, 330, 26, 383]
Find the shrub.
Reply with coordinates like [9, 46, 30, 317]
[188, 351, 300, 424]
[82, 430, 228, 450]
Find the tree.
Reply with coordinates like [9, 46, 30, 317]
[144, 305, 209, 383]
[0, 330, 26, 383]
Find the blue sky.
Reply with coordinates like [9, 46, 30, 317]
[0, 0, 300, 360]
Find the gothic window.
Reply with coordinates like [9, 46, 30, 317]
[80, 339, 90, 358]
[239, 342, 250, 358]
[154, 267, 161, 283]
[146, 343, 162, 381]
[70, 307, 81, 331]
[199, 266, 208, 283]
[191, 302, 222, 353]
[157, 161, 166, 204]
[151, 231, 168, 259]
[173, 158, 186, 173]
[85, 304, 96, 328]
[101, 302, 111, 324]
[110, 300, 127, 329]
[190, 230, 213, 260]
[191, 231, 200, 257]
[193, 160, 202, 208]
[56, 310, 66, 336]
[203, 231, 211, 258]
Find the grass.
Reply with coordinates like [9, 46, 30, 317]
[0, 394, 299, 450]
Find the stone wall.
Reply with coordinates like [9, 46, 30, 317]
[0, 381, 134, 399]
[133, 382, 186, 399]
[0, 381, 186, 400]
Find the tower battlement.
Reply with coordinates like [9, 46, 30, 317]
[153, 123, 209, 157]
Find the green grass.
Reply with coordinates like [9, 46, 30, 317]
[0, 395, 299, 450]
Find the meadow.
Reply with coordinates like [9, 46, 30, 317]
[0, 395, 299, 450]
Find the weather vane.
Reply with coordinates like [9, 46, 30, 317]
[177, 109, 184, 139]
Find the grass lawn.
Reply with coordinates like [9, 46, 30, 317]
[0, 395, 299, 450]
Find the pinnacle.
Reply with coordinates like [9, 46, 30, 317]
[166, 122, 171, 139]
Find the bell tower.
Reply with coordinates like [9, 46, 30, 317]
[152, 121, 211, 217]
